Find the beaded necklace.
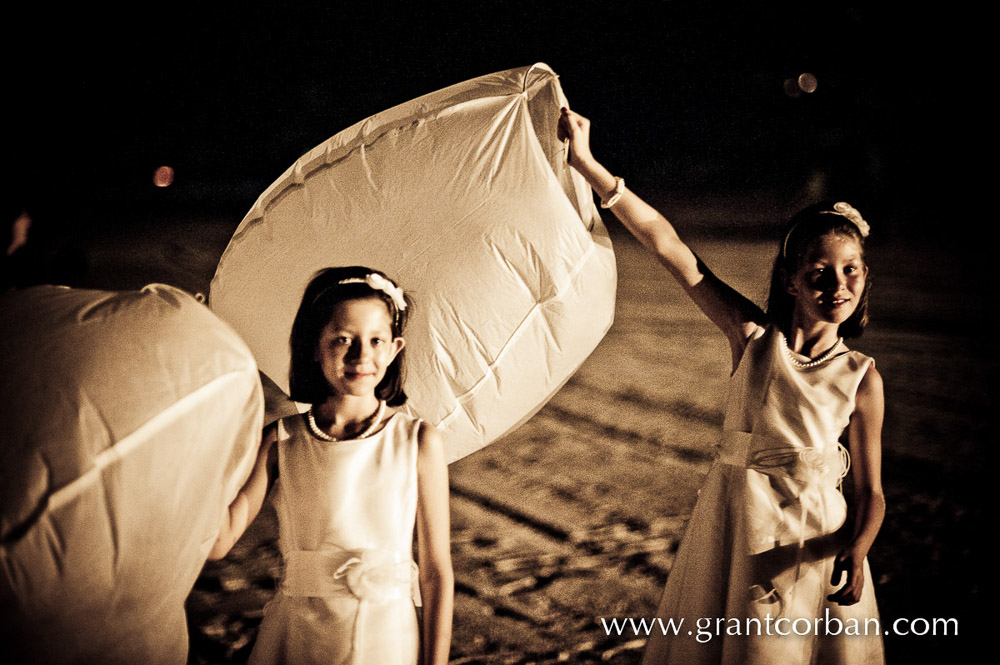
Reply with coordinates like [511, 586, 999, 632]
[306, 400, 386, 441]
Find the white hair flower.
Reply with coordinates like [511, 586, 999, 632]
[828, 201, 870, 238]
[338, 274, 407, 311]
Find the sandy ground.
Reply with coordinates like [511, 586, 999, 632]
[56, 210, 987, 664]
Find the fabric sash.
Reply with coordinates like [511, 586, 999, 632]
[282, 547, 421, 606]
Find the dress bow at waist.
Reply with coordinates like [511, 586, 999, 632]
[718, 431, 850, 487]
[283, 547, 420, 605]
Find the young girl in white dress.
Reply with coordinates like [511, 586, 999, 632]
[209, 266, 453, 665]
[559, 108, 885, 664]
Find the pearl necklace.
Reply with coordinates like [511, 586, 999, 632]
[782, 334, 843, 369]
[307, 401, 386, 442]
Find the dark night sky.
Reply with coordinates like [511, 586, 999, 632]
[8, 3, 968, 236]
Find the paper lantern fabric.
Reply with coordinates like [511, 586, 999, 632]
[0, 284, 263, 664]
[210, 63, 616, 461]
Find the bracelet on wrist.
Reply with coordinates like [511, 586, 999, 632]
[600, 176, 625, 209]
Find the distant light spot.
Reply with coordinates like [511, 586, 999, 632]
[798, 73, 818, 93]
[153, 166, 175, 187]
[7, 211, 32, 256]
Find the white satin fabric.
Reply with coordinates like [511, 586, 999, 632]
[249, 413, 421, 665]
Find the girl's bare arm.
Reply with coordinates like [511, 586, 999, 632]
[559, 108, 764, 366]
[829, 363, 886, 605]
[207, 423, 278, 560]
[415, 422, 453, 665]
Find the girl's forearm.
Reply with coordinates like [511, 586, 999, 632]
[845, 365, 885, 558]
[575, 158, 665, 231]
[207, 492, 250, 560]
[849, 487, 886, 557]
[573, 155, 702, 289]
[208, 430, 275, 561]
[419, 570, 454, 665]
[571, 155, 620, 202]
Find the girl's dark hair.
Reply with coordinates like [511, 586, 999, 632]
[288, 266, 410, 406]
[766, 200, 870, 338]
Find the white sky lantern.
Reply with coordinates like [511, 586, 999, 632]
[0, 284, 262, 664]
[210, 63, 616, 461]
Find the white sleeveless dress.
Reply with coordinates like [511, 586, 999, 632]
[642, 324, 884, 664]
[249, 412, 422, 665]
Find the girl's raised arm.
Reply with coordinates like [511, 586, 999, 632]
[559, 108, 764, 365]
[207, 423, 279, 561]
[829, 363, 886, 605]
[415, 422, 454, 665]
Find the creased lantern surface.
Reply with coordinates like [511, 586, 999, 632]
[0, 284, 263, 664]
[210, 63, 615, 461]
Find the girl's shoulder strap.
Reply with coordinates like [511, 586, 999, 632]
[274, 413, 302, 444]
[376, 409, 423, 444]
[402, 412, 424, 442]
[846, 349, 876, 381]
[389, 411, 425, 450]
[749, 322, 769, 343]
[729, 322, 771, 376]
[840, 340, 875, 370]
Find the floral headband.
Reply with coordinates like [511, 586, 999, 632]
[782, 201, 870, 258]
[337, 274, 408, 312]
[310, 273, 408, 329]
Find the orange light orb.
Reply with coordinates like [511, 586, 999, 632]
[153, 166, 175, 188]
[797, 73, 818, 93]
